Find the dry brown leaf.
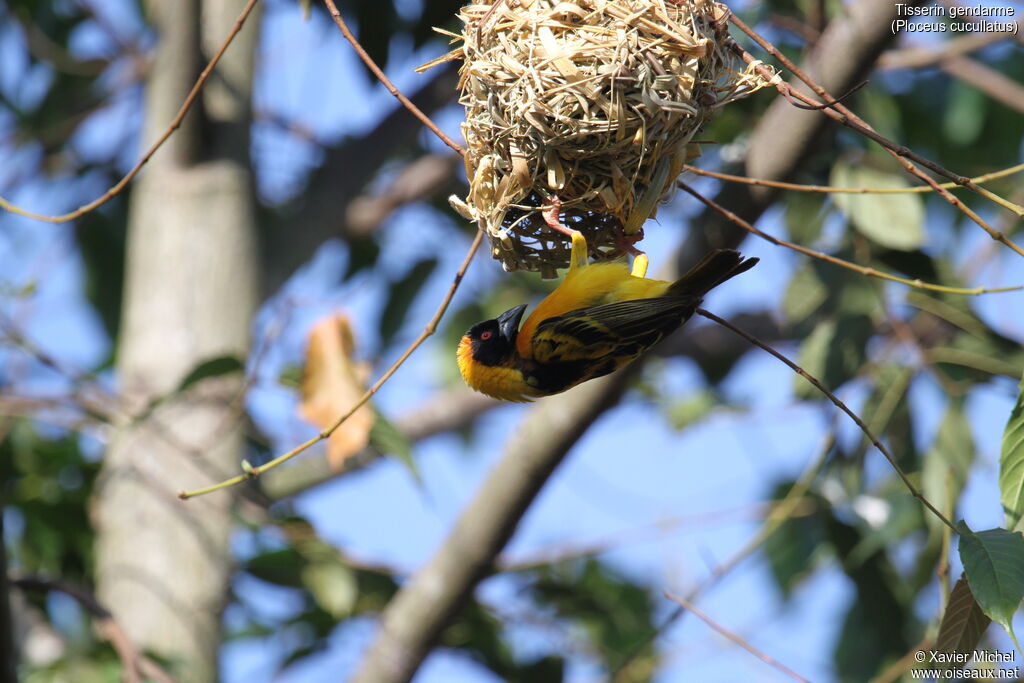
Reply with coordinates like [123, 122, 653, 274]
[298, 313, 375, 471]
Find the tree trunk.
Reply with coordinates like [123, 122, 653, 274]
[92, 1, 260, 680]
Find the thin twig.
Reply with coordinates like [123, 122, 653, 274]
[663, 593, 812, 683]
[178, 231, 483, 499]
[696, 308, 956, 531]
[729, 15, 1024, 252]
[0, 0, 260, 224]
[321, 0, 464, 155]
[612, 430, 834, 676]
[12, 576, 177, 683]
[684, 162, 1024, 195]
[677, 182, 1021, 296]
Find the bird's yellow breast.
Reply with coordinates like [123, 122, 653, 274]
[516, 261, 672, 357]
[457, 336, 538, 402]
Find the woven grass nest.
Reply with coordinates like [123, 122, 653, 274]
[424, 0, 771, 275]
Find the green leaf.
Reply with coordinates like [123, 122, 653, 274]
[783, 258, 878, 334]
[380, 257, 438, 347]
[370, 410, 420, 483]
[795, 318, 834, 397]
[1000, 375, 1024, 532]
[245, 548, 306, 588]
[957, 523, 1024, 634]
[517, 656, 564, 683]
[302, 561, 357, 619]
[831, 160, 925, 250]
[176, 355, 245, 393]
[934, 574, 991, 668]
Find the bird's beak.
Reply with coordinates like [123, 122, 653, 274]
[496, 304, 527, 344]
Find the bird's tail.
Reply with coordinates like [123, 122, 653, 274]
[667, 249, 758, 298]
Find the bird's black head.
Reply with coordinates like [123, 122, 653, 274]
[465, 304, 526, 366]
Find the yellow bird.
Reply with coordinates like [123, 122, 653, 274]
[457, 231, 757, 401]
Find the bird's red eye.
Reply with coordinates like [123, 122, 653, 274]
[480, 330, 493, 340]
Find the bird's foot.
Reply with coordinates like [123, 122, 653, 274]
[543, 196, 588, 272]
[615, 227, 647, 276]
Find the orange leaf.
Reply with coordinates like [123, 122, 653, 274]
[298, 313, 375, 470]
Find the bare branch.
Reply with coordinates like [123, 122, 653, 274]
[321, 0, 463, 154]
[345, 154, 462, 237]
[351, 370, 636, 683]
[730, 14, 1024, 237]
[0, 0, 259, 223]
[941, 55, 1024, 114]
[684, 162, 1024, 196]
[678, 181, 1022, 296]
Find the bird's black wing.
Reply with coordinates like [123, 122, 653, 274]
[529, 296, 700, 366]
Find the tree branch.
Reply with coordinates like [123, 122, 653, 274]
[941, 55, 1024, 114]
[261, 65, 458, 292]
[345, 153, 462, 237]
[350, 370, 635, 683]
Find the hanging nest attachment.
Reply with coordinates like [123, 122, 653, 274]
[423, 0, 772, 275]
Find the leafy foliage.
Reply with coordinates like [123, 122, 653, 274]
[827, 515, 916, 682]
[1000, 376, 1024, 531]
[528, 558, 659, 681]
[831, 158, 926, 250]
[957, 524, 1024, 637]
[763, 482, 830, 598]
[934, 575, 991, 669]
[2, 422, 97, 581]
